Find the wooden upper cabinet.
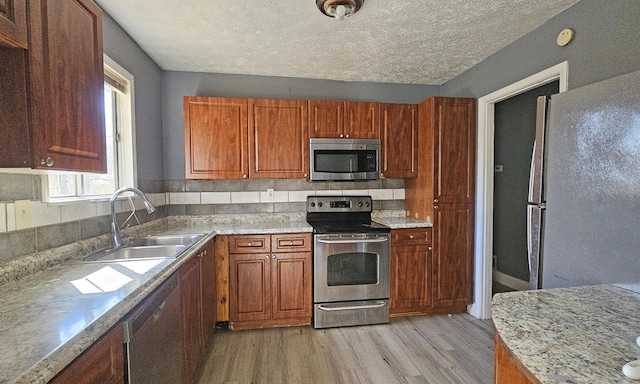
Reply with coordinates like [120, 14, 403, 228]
[29, 0, 106, 172]
[248, 99, 308, 179]
[0, 0, 27, 48]
[380, 103, 418, 178]
[433, 97, 476, 203]
[0, 0, 106, 172]
[184, 97, 249, 179]
[308, 100, 344, 138]
[309, 100, 379, 139]
[344, 101, 380, 139]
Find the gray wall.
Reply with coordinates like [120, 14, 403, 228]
[161, 71, 439, 180]
[442, 0, 640, 98]
[101, 12, 164, 191]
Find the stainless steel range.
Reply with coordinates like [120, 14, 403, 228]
[306, 195, 390, 328]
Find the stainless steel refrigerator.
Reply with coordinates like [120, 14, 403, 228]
[527, 69, 640, 290]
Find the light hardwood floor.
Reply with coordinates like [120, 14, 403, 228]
[195, 314, 495, 384]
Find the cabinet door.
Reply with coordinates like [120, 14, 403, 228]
[271, 252, 312, 320]
[49, 324, 124, 384]
[0, 0, 27, 48]
[248, 98, 308, 178]
[180, 256, 203, 384]
[433, 98, 476, 203]
[432, 203, 474, 309]
[390, 244, 432, 314]
[308, 100, 344, 138]
[28, 0, 106, 172]
[229, 253, 271, 322]
[380, 103, 418, 178]
[495, 334, 535, 384]
[344, 101, 380, 139]
[200, 241, 216, 346]
[184, 97, 249, 179]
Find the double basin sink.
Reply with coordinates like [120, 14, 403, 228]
[81, 234, 205, 263]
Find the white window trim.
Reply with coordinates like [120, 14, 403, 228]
[41, 54, 137, 204]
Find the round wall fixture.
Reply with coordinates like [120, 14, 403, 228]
[316, 0, 365, 21]
[557, 28, 574, 47]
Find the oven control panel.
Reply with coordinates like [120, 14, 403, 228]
[307, 195, 372, 213]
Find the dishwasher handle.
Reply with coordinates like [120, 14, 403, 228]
[122, 273, 179, 343]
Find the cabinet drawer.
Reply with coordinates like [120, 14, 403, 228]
[391, 228, 432, 246]
[229, 235, 270, 253]
[272, 233, 312, 252]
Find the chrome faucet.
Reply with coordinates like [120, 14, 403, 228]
[109, 187, 156, 248]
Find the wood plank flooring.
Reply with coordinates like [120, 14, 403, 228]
[195, 314, 495, 384]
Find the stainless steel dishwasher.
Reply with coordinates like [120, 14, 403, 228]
[122, 273, 181, 384]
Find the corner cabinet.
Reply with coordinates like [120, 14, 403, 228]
[184, 97, 249, 179]
[184, 97, 308, 179]
[405, 97, 476, 313]
[308, 100, 379, 139]
[228, 233, 312, 330]
[0, 0, 27, 48]
[0, 0, 106, 172]
[380, 103, 418, 178]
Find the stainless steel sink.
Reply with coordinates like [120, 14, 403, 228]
[128, 234, 205, 247]
[82, 245, 187, 262]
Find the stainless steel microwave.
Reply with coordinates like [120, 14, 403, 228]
[309, 138, 380, 181]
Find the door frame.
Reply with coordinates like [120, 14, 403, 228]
[469, 61, 568, 319]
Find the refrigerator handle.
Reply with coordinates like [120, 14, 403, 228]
[527, 205, 544, 290]
[528, 96, 548, 204]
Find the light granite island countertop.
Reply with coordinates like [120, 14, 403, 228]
[492, 285, 640, 384]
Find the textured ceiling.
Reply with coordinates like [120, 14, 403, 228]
[95, 0, 581, 85]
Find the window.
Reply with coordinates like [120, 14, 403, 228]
[46, 55, 136, 201]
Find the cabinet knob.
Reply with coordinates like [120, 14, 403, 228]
[339, 134, 344, 138]
[40, 157, 54, 167]
[409, 235, 414, 239]
[265, 255, 269, 259]
[434, 206, 438, 210]
[289, 241, 294, 246]
[243, 174, 247, 179]
[434, 198, 438, 203]
[304, 173, 308, 177]
[345, 134, 350, 138]
[428, 246, 432, 251]
[273, 255, 277, 259]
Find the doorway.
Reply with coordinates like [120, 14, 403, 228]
[468, 62, 568, 320]
[492, 81, 559, 294]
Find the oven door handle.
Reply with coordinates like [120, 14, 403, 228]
[317, 301, 387, 311]
[317, 238, 388, 244]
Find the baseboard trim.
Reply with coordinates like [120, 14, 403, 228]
[492, 269, 530, 291]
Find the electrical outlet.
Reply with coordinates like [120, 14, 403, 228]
[266, 188, 274, 201]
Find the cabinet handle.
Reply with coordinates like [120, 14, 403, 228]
[409, 235, 414, 239]
[40, 157, 54, 167]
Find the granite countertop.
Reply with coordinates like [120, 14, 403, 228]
[492, 285, 640, 384]
[372, 211, 432, 229]
[0, 214, 312, 384]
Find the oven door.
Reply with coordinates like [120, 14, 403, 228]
[313, 233, 390, 303]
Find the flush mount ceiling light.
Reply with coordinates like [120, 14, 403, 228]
[316, 0, 365, 21]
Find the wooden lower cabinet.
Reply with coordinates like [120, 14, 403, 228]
[390, 228, 433, 315]
[495, 333, 537, 384]
[49, 324, 124, 384]
[228, 233, 312, 330]
[180, 240, 216, 384]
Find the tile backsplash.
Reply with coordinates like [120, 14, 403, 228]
[0, 174, 405, 263]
